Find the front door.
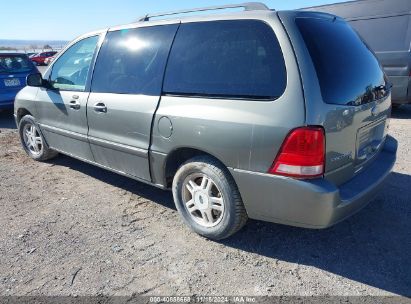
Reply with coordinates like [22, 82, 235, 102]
[87, 24, 178, 181]
[36, 35, 100, 161]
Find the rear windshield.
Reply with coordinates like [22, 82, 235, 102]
[0, 55, 34, 74]
[296, 17, 388, 106]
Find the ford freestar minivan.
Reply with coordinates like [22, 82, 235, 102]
[14, 3, 397, 239]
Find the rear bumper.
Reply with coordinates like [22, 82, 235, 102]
[0, 102, 14, 110]
[0, 92, 16, 109]
[229, 135, 397, 229]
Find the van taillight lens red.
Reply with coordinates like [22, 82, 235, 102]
[268, 127, 325, 178]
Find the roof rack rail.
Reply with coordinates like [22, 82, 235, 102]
[138, 2, 270, 22]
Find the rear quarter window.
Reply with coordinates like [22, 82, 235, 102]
[163, 20, 287, 100]
[296, 16, 387, 105]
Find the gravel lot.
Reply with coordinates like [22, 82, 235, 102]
[0, 103, 410, 298]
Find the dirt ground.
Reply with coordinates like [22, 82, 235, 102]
[0, 106, 410, 298]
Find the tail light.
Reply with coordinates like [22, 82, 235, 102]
[268, 127, 325, 178]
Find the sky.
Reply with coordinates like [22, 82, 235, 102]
[0, 0, 346, 41]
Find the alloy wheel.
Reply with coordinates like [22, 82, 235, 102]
[23, 123, 43, 156]
[182, 173, 225, 227]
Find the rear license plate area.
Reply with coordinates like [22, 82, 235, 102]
[4, 78, 21, 87]
[356, 118, 387, 166]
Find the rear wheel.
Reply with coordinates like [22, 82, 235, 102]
[172, 156, 248, 240]
[18, 115, 58, 161]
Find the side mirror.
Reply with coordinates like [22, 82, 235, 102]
[26, 73, 44, 87]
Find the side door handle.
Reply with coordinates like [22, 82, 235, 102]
[69, 100, 81, 110]
[94, 102, 107, 113]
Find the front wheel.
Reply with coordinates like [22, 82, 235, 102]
[18, 115, 58, 161]
[172, 156, 248, 240]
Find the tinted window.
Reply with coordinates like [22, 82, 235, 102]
[0, 55, 34, 74]
[296, 17, 388, 105]
[163, 20, 287, 99]
[50, 36, 98, 91]
[91, 24, 178, 95]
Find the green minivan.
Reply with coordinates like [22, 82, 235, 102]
[14, 3, 397, 239]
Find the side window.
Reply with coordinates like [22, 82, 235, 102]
[50, 36, 99, 91]
[91, 24, 178, 95]
[163, 20, 287, 99]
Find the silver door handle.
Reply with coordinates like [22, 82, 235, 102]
[94, 102, 107, 113]
[69, 100, 80, 110]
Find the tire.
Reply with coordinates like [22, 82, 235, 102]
[18, 115, 58, 161]
[172, 156, 248, 240]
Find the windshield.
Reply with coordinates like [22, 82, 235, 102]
[296, 16, 389, 106]
[0, 55, 34, 74]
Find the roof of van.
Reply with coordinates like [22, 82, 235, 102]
[72, 4, 336, 45]
[137, 2, 272, 22]
[301, 0, 411, 20]
[108, 7, 279, 32]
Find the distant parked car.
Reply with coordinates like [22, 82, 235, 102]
[30, 51, 57, 66]
[0, 53, 38, 110]
[44, 55, 56, 66]
[301, 0, 411, 106]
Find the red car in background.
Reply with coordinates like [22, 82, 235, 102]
[30, 51, 57, 66]
[44, 55, 57, 66]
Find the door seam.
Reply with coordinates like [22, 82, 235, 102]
[147, 22, 182, 185]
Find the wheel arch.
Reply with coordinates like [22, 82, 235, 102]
[16, 108, 33, 126]
[162, 147, 232, 188]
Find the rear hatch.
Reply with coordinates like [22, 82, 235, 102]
[288, 13, 392, 185]
[0, 54, 36, 100]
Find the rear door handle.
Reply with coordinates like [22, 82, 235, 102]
[94, 102, 107, 113]
[69, 100, 80, 110]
